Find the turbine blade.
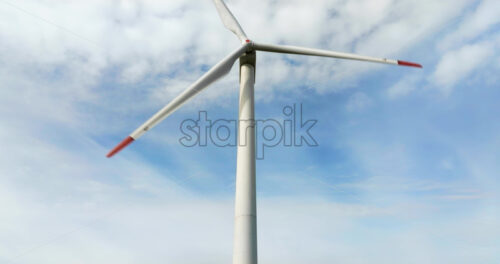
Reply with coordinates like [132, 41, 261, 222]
[253, 42, 422, 68]
[213, 0, 248, 43]
[107, 45, 248, 158]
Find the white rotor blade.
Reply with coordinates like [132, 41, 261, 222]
[107, 45, 248, 157]
[213, 0, 248, 43]
[253, 42, 422, 68]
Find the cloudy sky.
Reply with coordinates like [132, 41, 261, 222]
[1, 0, 499, 263]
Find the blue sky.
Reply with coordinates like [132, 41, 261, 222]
[0, 0, 499, 263]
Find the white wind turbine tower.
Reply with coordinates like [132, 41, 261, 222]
[107, 1, 422, 263]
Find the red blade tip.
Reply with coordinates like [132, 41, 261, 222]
[107, 136, 134, 158]
[398, 60, 423, 68]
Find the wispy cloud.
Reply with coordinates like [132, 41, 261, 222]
[433, 40, 496, 93]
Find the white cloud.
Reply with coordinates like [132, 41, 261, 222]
[425, 0, 500, 95]
[438, 0, 500, 51]
[432, 40, 495, 93]
[0, 0, 474, 110]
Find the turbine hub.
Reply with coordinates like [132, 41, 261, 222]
[243, 39, 255, 52]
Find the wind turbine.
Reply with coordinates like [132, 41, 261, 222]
[106, 1, 422, 263]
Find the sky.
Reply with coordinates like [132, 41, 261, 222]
[0, 0, 499, 263]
